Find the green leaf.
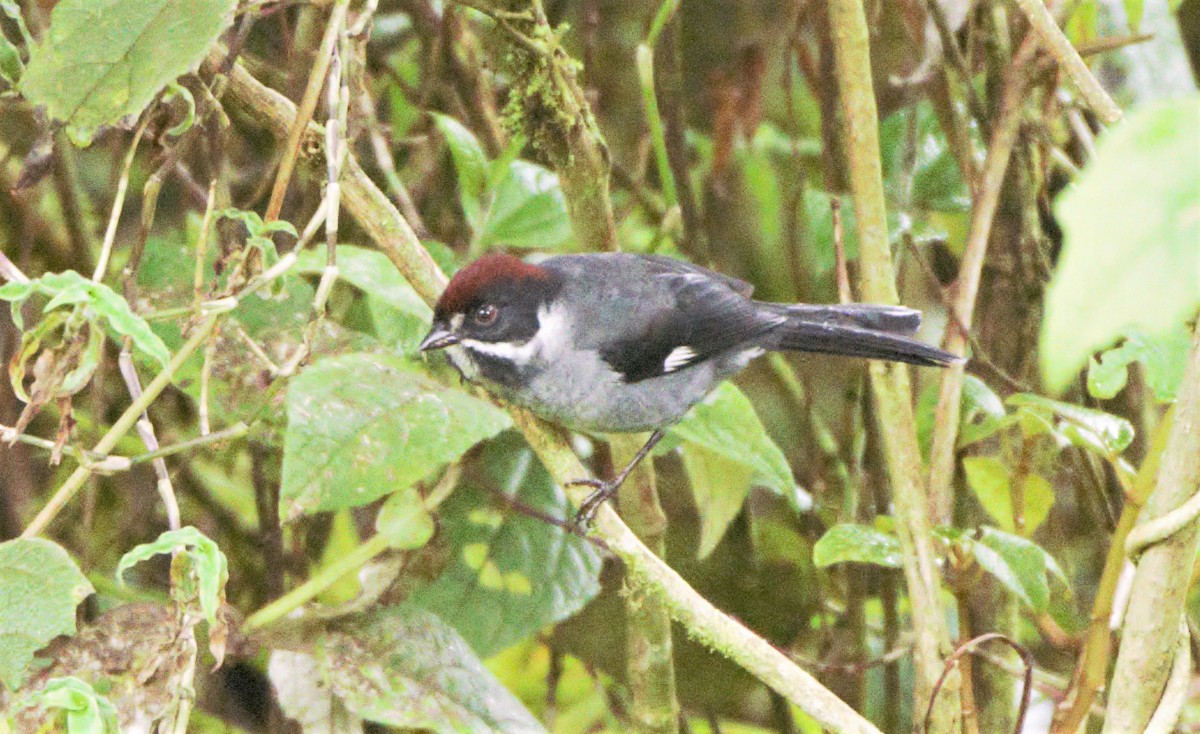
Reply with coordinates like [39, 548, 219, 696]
[813, 523, 902, 568]
[432, 113, 489, 227]
[216, 209, 295, 291]
[1124, 0, 1144, 32]
[477, 161, 574, 251]
[116, 526, 228, 628]
[1018, 473, 1056, 535]
[281, 353, 511, 518]
[19, 0, 237, 146]
[917, 374, 1012, 455]
[25, 677, 119, 734]
[0, 30, 21, 86]
[0, 539, 93, 689]
[962, 457, 1055, 534]
[1065, 0, 1100, 43]
[1, 0, 33, 48]
[0, 270, 170, 365]
[376, 488, 435, 550]
[271, 604, 548, 733]
[422, 239, 460, 278]
[1041, 95, 1200, 391]
[682, 442, 754, 559]
[881, 101, 971, 213]
[411, 434, 601, 656]
[294, 245, 433, 352]
[61, 323, 104, 396]
[957, 375, 1011, 447]
[1087, 326, 1192, 402]
[160, 80, 195, 136]
[665, 382, 802, 510]
[1007, 393, 1134, 456]
[966, 527, 1063, 612]
[216, 208, 298, 240]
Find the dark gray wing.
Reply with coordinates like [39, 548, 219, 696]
[636, 254, 756, 298]
[599, 263, 781, 383]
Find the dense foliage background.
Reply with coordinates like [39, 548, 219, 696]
[0, 0, 1198, 732]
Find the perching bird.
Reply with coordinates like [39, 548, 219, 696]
[419, 252, 957, 524]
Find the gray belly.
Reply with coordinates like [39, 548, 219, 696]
[509, 348, 758, 433]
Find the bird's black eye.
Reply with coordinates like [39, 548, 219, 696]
[473, 303, 499, 326]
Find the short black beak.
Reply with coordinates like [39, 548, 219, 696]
[419, 325, 459, 352]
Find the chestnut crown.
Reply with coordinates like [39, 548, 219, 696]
[431, 253, 562, 345]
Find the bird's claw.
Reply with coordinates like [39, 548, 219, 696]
[566, 478, 616, 531]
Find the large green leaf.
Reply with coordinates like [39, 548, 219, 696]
[1087, 326, 1192, 402]
[812, 523, 902, 569]
[666, 382, 802, 510]
[962, 456, 1055, 535]
[271, 604, 548, 733]
[0, 539, 93, 689]
[411, 434, 601, 657]
[375, 488, 435, 550]
[477, 161, 573, 251]
[0, 270, 169, 365]
[1041, 95, 1200, 391]
[281, 353, 511, 518]
[682, 442, 754, 560]
[19, 0, 237, 146]
[294, 245, 433, 352]
[433, 113, 489, 228]
[965, 527, 1065, 612]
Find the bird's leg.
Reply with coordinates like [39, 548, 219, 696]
[568, 429, 666, 529]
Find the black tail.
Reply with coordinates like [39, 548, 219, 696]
[763, 303, 960, 367]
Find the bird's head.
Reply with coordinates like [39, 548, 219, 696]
[418, 254, 564, 370]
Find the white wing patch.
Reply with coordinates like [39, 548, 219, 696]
[663, 346, 698, 373]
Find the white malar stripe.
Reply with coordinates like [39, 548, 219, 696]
[444, 344, 479, 380]
[460, 303, 571, 367]
[662, 346, 697, 373]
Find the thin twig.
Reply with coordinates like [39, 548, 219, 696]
[231, 323, 281, 375]
[0, 251, 30, 284]
[264, 0, 351, 222]
[927, 37, 1036, 526]
[356, 90, 428, 235]
[1011, 0, 1122, 123]
[93, 115, 153, 282]
[118, 348, 182, 530]
[128, 422, 250, 465]
[924, 632, 1033, 734]
[21, 316, 220, 538]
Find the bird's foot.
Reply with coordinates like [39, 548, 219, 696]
[566, 478, 617, 531]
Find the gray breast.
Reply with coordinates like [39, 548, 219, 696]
[517, 346, 756, 434]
